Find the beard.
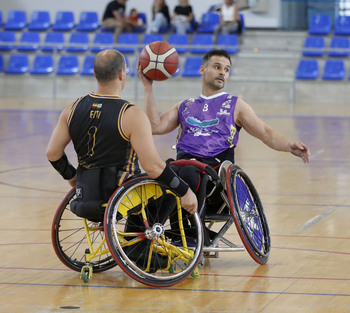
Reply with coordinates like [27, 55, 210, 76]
[207, 77, 225, 90]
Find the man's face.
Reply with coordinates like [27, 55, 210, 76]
[200, 55, 231, 91]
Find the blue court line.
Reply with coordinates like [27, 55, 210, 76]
[1, 281, 350, 297]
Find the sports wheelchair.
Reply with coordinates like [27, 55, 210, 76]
[51, 160, 270, 287]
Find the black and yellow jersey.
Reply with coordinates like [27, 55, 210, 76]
[68, 92, 140, 183]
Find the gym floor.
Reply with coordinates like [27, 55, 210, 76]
[0, 97, 349, 312]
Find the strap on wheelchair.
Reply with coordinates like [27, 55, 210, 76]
[170, 159, 222, 191]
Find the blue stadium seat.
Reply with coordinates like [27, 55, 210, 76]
[41, 32, 65, 52]
[66, 32, 89, 52]
[132, 12, 147, 33]
[17, 31, 40, 51]
[57, 55, 79, 75]
[0, 11, 3, 28]
[0, 54, 4, 72]
[328, 37, 350, 57]
[308, 14, 331, 35]
[334, 15, 350, 36]
[173, 59, 180, 77]
[159, 23, 171, 34]
[217, 34, 239, 54]
[197, 13, 220, 33]
[142, 33, 164, 46]
[76, 11, 99, 32]
[52, 11, 75, 31]
[238, 14, 245, 33]
[91, 33, 114, 53]
[5, 54, 29, 74]
[295, 59, 319, 80]
[302, 36, 325, 57]
[0, 31, 16, 51]
[117, 33, 139, 53]
[322, 59, 345, 80]
[190, 34, 213, 54]
[4, 10, 27, 30]
[80, 55, 95, 76]
[181, 57, 202, 77]
[168, 34, 189, 54]
[186, 16, 197, 34]
[100, 26, 114, 33]
[28, 11, 51, 31]
[30, 54, 54, 75]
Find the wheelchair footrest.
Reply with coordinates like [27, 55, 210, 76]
[203, 245, 245, 253]
[204, 214, 231, 221]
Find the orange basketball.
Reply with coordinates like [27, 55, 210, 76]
[139, 41, 179, 81]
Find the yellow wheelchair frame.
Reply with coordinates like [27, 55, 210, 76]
[52, 160, 270, 287]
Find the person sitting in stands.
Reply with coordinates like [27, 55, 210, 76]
[214, 0, 240, 42]
[128, 8, 144, 29]
[146, 0, 170, 34]
[171, 0, 194, 35]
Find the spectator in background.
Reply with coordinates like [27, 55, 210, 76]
[214, 0, 240, 42]
[146, 0, 170, 34]
[128, 8, 145, 29]
[171, 0, 194, 35]
[102, 0, 133, 42]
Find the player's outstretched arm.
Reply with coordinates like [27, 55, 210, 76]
[235, 98, 310, 163]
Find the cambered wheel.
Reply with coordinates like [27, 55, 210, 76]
[51, 188, 116, 273]
[104, 177, 204, 287]
[226, 165, 271, 264]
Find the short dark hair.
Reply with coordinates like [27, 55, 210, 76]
[93, 49, 126, 83]
[202, 50, 232, 66]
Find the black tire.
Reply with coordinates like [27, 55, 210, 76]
[104, 177, 204, 287]
[51, 188, 116, 273]
[226, 165, 271, 264]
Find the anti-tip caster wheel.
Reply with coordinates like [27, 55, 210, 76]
[80, 265, 93, 283]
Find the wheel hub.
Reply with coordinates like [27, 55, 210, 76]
[145, 223, 165, 239]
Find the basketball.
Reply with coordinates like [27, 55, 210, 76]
[139, 41, 179, 81]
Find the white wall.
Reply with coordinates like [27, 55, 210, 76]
[0, 0, 281, 28]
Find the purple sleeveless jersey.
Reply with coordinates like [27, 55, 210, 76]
[176, 92, 240, 158]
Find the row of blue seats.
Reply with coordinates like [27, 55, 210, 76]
[3, 53, 349, 81]
[296, 59, 350, 80]
[309, 14, 350, 36]
[0, 53, 208, 77]
[1, 11, 101, 32]
[0, 32, 239, 54]
[0, 10, 243, 35]
[303, 35, 350, 57]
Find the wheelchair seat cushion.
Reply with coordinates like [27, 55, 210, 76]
[70, 166, 120, 222]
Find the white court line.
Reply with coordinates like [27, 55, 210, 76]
[310, 149, 324, 160]
[297, 209, 335, 232]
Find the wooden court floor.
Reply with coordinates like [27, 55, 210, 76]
[0, 98, 350, 313]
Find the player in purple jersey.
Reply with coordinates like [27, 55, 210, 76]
[139, 49, 310, 168]
[139, 49, 310, 243]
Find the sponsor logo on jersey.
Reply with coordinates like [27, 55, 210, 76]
[92, 103, 103, 109]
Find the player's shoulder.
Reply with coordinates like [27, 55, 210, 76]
[124, 104, 148, 121]
[179, 97, 196, 106]
[62, 96, 84, 119]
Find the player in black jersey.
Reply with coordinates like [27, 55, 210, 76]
[46, 49, 197, 223]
